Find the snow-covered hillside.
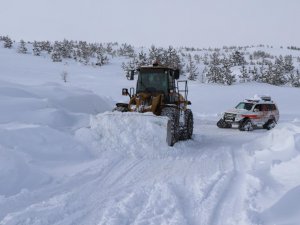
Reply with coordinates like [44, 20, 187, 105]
[1, 44, 300, 225]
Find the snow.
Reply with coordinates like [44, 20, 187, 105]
[1, 44, 300, 225]
[78, 112, 170, 158]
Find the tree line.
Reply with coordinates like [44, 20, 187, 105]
[1, 35, 300, 87]
[196, 50, 300, 87]
[0, 35, 119, 67]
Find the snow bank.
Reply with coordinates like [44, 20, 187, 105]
[76, 112, 170, 158]
[0, 80, 113, 199]
[260, 185, 300, 225]
[0, 145, 51, 197]
[247, 122, 300, 225]
[0, 125, 90, 162]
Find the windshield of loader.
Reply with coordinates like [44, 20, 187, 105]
[137, 70, 168, 94]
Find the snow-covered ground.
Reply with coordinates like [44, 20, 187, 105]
[1, 45, 300, 225]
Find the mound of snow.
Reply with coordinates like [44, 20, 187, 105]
[249, 123, 300, 170]
[0, 125, 91, 162]
[0, 145, 51, 197]
[267, 131, 300, 194]
[0, 80, 112, 199]
[260, 185, 300, 225]
[76, 112, 170, 157]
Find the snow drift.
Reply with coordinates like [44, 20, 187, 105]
[76, 112, 170, 158]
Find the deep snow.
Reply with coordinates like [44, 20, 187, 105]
[1, 45, 300, 225]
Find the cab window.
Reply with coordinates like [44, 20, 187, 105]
[137, 72, 168, 94]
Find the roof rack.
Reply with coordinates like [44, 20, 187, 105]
[245, 99, 259, 103]
[245, 95, 273, 103]
[260, 96, 271, 101]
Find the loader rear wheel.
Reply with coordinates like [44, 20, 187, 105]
[180, 109, 193, 140]
[161, 107, 180, 146]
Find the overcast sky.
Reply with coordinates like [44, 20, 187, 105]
[0, 0, 299, 47]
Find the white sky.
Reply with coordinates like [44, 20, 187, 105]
[0, 0, 299, 47]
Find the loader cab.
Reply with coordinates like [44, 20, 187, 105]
[136, 65, 179, 97]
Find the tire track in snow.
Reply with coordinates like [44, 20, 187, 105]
[195, 156, 235, 224]
[208, 149, 249, 225]
[191, 118, 263, 225]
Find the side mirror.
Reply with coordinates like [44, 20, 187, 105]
[122, 88, 129, 96]
[174, 69, 180, 79]
[187, 101, 192, 105]
[254, 108, 259, 112]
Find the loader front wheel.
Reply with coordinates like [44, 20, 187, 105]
[180, 109, 194, 140]
[161, 107, 180, 146]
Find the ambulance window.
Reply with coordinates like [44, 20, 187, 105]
[262, 104, 268, 111]
[254, 104, 262, 111]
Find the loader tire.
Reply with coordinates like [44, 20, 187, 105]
[161, 107, 180, 146]
[180, 109, 193, 140]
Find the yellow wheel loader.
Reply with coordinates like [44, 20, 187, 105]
[114, 62, 193, 146]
